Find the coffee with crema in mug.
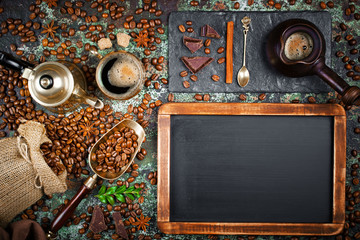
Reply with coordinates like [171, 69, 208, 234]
[98, 52, 143, 99]
[284, 32, 314, 61]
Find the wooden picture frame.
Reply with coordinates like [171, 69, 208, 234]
[157, 103, 346, 236]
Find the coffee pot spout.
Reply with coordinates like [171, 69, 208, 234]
[74, 85, 104, 109]
[84, 95, 104, 109]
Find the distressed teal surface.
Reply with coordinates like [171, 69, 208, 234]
[2, 0, 360, 239]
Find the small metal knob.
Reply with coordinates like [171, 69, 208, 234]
[39, 75, 54, 90]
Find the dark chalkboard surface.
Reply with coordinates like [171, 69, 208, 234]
[170, 115, 333, 223]
[168, 11, 332, 93]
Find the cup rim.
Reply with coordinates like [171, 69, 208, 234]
[95, 50, 145, 100]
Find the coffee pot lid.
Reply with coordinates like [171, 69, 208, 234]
[26, 62, 74, 107]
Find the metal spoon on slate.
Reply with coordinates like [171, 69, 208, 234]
[237, 16, 251, 87]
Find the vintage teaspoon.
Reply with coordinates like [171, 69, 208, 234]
[237, 16, 251, 87]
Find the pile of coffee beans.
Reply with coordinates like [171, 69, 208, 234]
[91, 126, 139, 174]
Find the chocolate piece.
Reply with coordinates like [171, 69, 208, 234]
[113, 212, 128, 240]
[181, 56, 214, 74]
[89, 205, 107, 233]
[183, 36, 203, 53]
[200, 24, 220, 39]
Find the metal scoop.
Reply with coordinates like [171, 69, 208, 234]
[48, 119, 145, 239]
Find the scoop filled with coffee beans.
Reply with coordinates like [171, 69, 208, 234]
[48, 119, 145, 238]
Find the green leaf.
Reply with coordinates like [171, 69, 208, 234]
[106, 195, 115, 205]
[98, 195, 108, 204]
[115, 193, 125, 203]
[115, 185, 126, 194]
[134, 188, 142, 193]
[106, 186, 117, 195]
[98, 185, 106, 195]
[125, 186, 135, 193]
[134, 193, 141, 198]
[126, 193, 135, 201]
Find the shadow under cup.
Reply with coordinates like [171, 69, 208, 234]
[96, 51, 145, 100]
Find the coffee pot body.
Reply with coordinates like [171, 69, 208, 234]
[0, 51, 103, 113]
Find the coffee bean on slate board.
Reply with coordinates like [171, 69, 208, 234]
[178, 25, 185, 32]
[217, 47, 225, 54]
[183, 81, 190, 88]
[190, 75, 198, 81]
[355, 128, 360, 134]
[204, 48, 210, 54]
[217, 57, 225, 64]
[204, 39, 211, 47]
[211, 75, 220, 82]
[180, 70, 188, 77]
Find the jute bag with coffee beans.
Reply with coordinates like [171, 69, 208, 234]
[0, 120, 67, 228]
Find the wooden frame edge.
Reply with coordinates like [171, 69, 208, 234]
[158, 103, 345, 116]
[157, 114, 171, 222]
[157, 222, 344, 236]
[157, 103, 346, 236]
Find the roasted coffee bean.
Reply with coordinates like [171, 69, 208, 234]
[217, 47, 225, 54]
[190, 0, 199, 6]
[186, 21, 193, 26]
[320, 1, 326, 9]
[258, 93, 266, 101]
[308, 96, 316, 103]
[239, 94, 247, 101]
[211, 75, 220, 82]
[187, 27, 194, 33]
[178, 24, 185, 33]
[234, 2, 240, 9]
[217, 57, 225, 64]
[340, 23, 347, 31]
[194, 94, 203, 101]
[190, 75, 198, 82]
[204, 48, 210, 54]
[180, 70, 188, 77]
[168, 93, 174, 102]
[183, 80, 190, 88]
[204, 39, 211, 47]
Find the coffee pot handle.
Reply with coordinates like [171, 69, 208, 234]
[0, 51, 34, 73]
[314, 60, 360, 106]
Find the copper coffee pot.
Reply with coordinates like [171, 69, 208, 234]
[0, 51, 104, 113]
[266, 19, 360, 106]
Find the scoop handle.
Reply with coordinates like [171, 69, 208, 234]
[49, 175, 97, 236]
[0, 51, 34, 73]
[315, 60, 360, 106]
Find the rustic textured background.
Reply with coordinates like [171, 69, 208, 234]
[0, 0, 359, 239]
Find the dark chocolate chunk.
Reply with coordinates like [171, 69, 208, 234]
[89, 205, 107, 233]
[181, 56, 214, 74]
[113, 212, 128, 240]
[200, 24, 220, 39]
[183, 36, 203, 53]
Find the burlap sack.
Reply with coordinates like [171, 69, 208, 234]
[0, 121, 67, 228]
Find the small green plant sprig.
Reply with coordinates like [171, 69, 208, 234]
[95, 185, 142, 205]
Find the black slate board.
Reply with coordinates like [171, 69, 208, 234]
[168, 11, 332, 93]
[170, 115, 333, 222]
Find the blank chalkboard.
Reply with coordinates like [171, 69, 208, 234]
[158, 103, 346, 235]
[169, 115, 333, 223]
